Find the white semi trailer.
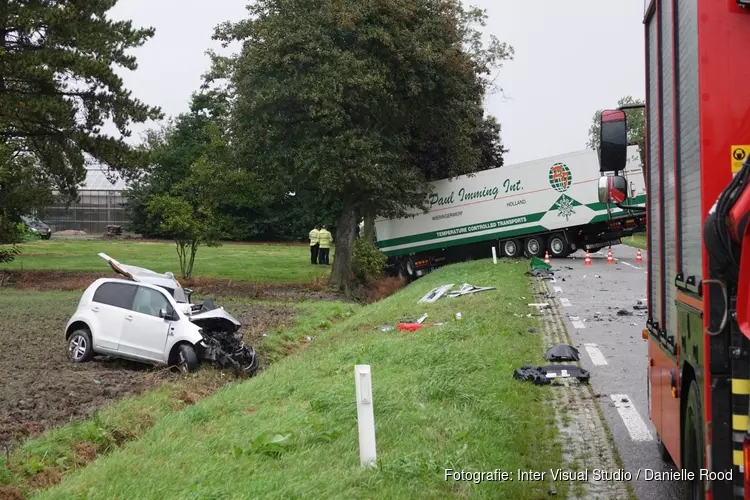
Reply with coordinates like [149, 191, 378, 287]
[374, 145, 647, 279]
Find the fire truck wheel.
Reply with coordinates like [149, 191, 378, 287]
[683, 380, 705, 500]
[655, 433, 672, 463]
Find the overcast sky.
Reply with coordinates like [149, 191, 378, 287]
[108, 0, 646, 165]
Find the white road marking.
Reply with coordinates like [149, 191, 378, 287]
[618, 260, 643, 270]
[560, 298, 572, 307]
[553, 286, 563, 293]
[583, 343, 608, 366]
[570, 316, 585, 329]
[610, 394, 654, 442]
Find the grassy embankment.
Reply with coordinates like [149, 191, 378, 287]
[0, 239, 335, 283]
[623, 232, 647, 250]
[0, 291, 356, 498]
[31, 259, 564, 500]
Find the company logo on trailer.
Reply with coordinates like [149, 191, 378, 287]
[548, 163, 572, 192]
[548, 162, 576, 221]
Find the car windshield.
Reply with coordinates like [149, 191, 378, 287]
[158, 285, 188, 303]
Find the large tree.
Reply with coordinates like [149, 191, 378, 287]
[0, 0, 162, 258]
[586, 95, 645, 169]
[213, 0, 512, 290]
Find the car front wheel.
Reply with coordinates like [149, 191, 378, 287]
[67, 329, 94, 363]
[176, 344, 199, 374]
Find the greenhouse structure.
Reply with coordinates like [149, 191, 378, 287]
[42, 165, 130, 234]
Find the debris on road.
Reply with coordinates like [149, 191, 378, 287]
[513, 364, 591, 385]
[633, 299, 647, 310]
[528, 302, 551, 309]
[526, 268, 555, 278]
[616, 309, 633, 316]
[530, 256, 551, 271]
[416, 313, 428, 324]
[544, 344, 581, 362]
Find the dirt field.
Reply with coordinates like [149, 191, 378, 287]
[0, 282, 318, 452]
[1, 270, 344, 301]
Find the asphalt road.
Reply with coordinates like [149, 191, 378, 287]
[551, 244, 683, 500]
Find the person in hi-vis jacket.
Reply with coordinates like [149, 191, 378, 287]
[317, 225, 333, 265]
[308, 225, 320, 264]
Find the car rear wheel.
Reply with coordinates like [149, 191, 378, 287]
[176, 344, 199, 374]
[67, 329, 94, 363]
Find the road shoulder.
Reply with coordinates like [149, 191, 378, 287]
[534, 277, 633, 499]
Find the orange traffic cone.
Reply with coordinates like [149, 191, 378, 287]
[636, 249, 643, 263]
[607, 247, 614, 264]
[544, 250, 550, 265]
[584, 250, 592, 266]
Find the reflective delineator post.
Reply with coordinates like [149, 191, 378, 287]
[492, 246, 498, 264]
[355, 365, 377, 468]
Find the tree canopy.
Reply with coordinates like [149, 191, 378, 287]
[213, 0, 512, 289]
[0, 0, 162, 260]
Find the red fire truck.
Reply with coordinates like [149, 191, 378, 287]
[596, 1, 750, 498]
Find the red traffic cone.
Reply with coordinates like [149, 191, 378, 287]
[544, 250, 550, 265]
[584, 250, 592, 266]
[636, 248, 643, 263]
[607, 247, 614, 264]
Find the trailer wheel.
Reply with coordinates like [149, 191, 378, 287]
[501, 239, 522, 258]
[548, 233, 570, 258]
[683, 380, 705, 500]
[403, 259, 416, 280]
[523, 236, 546, 258]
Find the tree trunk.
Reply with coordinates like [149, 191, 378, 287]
[363, 206, 375, 244]
[330, 206, 358, 292]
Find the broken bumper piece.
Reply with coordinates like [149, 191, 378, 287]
[513, 364, 591, 385]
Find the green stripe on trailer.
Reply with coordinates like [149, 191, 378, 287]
[380, 224, 549, 257]
[585, 194, 646, 211]
[375, 211, 547, 248]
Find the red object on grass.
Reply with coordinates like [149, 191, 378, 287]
[396, 323, 425, 332]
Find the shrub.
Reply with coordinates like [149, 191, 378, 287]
[351, 238, 387, 283]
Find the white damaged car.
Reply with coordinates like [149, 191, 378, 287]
[64, 253, 258, 375]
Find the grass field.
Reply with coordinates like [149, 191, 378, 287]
[32, 259, 565, 500]
[0, 239, 335, 283]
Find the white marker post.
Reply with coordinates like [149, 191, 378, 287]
[491, 246, 498, 264]
[355, 365, 377, 468]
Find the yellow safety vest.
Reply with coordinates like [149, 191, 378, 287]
[309, 229, 319, 245]
[318, 229, 333, 249]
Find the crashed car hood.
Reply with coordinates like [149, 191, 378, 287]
[189, 307, 241, 333]
[98, 252, 179, 285]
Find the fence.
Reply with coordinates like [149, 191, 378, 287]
[42, 190, 130, 234]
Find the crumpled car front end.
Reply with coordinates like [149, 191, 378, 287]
[190, 300, 259, 376]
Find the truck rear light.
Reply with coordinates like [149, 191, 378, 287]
[608, 221, 622, 230]
[414, 259, 429, 268]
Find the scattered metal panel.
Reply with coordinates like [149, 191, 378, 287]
[417, 284, 455, 303]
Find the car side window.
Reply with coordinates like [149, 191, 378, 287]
[132, 286, 171, 318]
[92, 282, 137, 309]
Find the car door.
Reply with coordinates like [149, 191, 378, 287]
[90, 281, 137, 350]
[118, 285, 173, 362]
